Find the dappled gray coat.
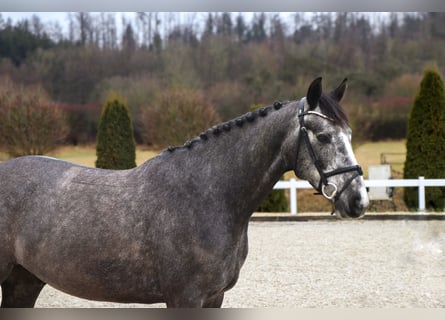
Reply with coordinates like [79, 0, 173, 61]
[0, 78, 368, 307]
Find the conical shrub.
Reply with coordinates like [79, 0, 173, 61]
[96, 93, 136, 169]
[403, 68, 445, 210]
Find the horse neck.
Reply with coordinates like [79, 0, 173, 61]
[164, 102, 299, 221]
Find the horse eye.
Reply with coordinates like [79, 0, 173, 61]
[316, 133, 331, 144]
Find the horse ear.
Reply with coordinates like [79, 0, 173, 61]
[306, 77, 322, 110]
[331, 78, 348, 102]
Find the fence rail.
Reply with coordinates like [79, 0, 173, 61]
[273, 177, 445, 214]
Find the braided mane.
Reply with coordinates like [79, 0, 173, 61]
[167, 101, 291, 152]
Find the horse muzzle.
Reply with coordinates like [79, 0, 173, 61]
[332, 179, 369, 219]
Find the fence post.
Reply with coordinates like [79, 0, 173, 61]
[290, 178, 297, 215]
[418, 176, 425, 212]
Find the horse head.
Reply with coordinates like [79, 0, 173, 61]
[293, 77, 369, 218]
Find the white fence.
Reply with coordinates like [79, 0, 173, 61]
[273, 177, 445, 214]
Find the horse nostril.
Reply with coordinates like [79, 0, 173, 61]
[354, 196, 362, 209]
[351, 195, 366, 216]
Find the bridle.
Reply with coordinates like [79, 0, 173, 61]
[296, 98, 363, 203]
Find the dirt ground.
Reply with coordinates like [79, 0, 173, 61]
[2, 219, 445, 308]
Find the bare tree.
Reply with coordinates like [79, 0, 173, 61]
[0, 78, 68, 157]
[76, 12, 91, 45]
[141, 87, 220, 147]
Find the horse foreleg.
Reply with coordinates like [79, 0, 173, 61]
[166, 291, 225, 308]
[203, 293, 224, 308]
[165, 296, 204, 308]
[1, 265, 46, 308]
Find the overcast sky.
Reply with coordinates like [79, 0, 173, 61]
[1, 12, 132, 34]
[0, 12, 302, 38]
[2, 11, 69, 22]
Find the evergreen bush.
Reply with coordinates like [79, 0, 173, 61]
[403, 68, 445, 210]
[96, 93, 136, 169]
[249, 104, 289, 213]
[257, 184, 289, 213]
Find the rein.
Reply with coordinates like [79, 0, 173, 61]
[296, 98, 363, 207]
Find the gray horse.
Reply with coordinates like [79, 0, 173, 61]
[0, 77, 368, 307]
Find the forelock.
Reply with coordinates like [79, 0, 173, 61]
[318, 93, 349, 128]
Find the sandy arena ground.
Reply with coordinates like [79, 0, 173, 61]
[2, 219, 445, 308]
